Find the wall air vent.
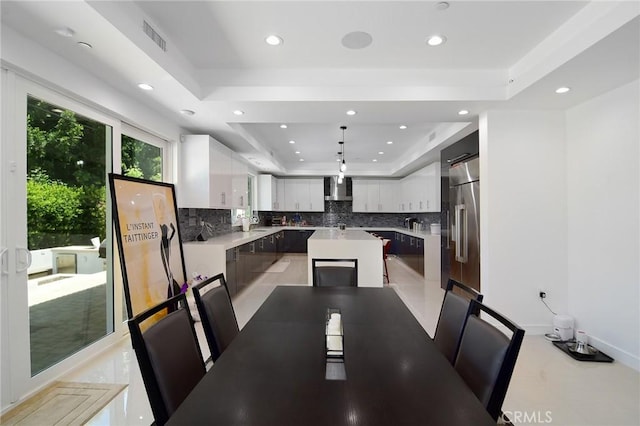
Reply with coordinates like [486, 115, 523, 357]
[143, 20, 167, 52]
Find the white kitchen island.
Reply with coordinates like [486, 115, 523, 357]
[307, 229, 383, 287]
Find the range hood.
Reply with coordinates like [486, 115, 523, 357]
[324, 176, 352, 201]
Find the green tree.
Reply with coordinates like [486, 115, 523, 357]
[26, 97, 108, 248]
[122, 135, 162, 181]
[27, 170, 82, 249]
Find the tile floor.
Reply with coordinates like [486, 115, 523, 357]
[61, 254, 639, 426]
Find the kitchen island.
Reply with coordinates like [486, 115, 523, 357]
[307, 229, 383, 287]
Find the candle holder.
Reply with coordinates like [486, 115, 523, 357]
[325, 308, 344, 359]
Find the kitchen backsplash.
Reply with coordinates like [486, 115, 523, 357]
[179, 201, 440, 242]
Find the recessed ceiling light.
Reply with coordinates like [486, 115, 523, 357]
[555, 87, 571, 94]
[427, 35, 446, 46]
[180, 109, 195, 116]
[378, 151, 384, 155]
[299, 158, 304, 162]
[280, 124, 288, 129]
[233, 110, 244, 116]
[289, 140, 296, 144]
[295, 151, 300, 154]
[55, 27, 75, 37]
[137, 83, 153, 91]
[77, 41, 92, 49]
[387, 141, 394, 145]
[399, 125, 407, 130]
[372, 159, 378, 162]
[346, 110, 357, 116]
[265, 35, 283, 46]
[458, 109, 469, 115]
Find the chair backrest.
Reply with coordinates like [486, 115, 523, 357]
[128, 292, 206, 426]
[433, 279, 484, 363]
[454, 299, 525, 421]
[312, 258, 358, 287]
[192, 273, 239, 362]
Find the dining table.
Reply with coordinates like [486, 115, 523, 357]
[167, 286, 495, 425]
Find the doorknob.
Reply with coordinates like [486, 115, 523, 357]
[0, 247, 8, 274]
[15, 247, 32, 273]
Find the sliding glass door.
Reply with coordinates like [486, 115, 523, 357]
[1, 74, 125, 405]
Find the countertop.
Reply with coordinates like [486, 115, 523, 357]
[183, 226, 439, 250]
[308, 229, 380, 241]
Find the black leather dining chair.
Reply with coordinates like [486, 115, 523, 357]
[312, 258, 358, 287]
[433, 278, 484, 364]
[128, 292, 206, 426]
[454, 299, 525, 421]
[192, 273, 239, 362]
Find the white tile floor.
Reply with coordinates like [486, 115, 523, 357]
[63, 254, 639, 426]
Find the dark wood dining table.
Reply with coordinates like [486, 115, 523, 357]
[167, 286, 495, 425]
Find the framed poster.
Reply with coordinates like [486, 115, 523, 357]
[109, 174, 187, 319]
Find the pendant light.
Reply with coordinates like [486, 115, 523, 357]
[340, 126, 347, 172]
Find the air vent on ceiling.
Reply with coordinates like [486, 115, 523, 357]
[429, 131, 436, 142]
[143, 20, 167, 52]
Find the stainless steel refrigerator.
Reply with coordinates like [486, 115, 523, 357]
[448, 156, 480, 292]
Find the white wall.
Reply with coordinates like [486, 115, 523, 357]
[566, 79, 640, 369]
[479, 110, 568, 333]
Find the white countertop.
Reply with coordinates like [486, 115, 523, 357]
[308, 229, 380, 241]
[183, 226, 439, 250]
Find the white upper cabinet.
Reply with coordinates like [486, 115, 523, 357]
[378, 180, 398, 212]
[308, 179, 325, 212]
[178, 135, 232, 209]
[258, 174, 279, 211]
[354, 179, 398, 212]
[276, 178, 286, 211]
[231, 153, 249, 209]
[283, 178, 324, 212]
[352, 179, 369, 212]
[399, 163, 441, 212]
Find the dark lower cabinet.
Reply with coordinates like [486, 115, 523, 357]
[225, 247, 239, 297]
[392, 231, 424, 276]
[284, 229, 314, 253]
[226, 231, 286, 299]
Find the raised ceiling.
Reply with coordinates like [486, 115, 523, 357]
[2, 1, 638, 177]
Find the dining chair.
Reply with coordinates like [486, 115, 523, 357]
[192, 273, 240, 363]
[128, 292, 206, 426]
[433, 278, 484, 364]
[454, 299, 525, 421]
[312, 258, 358, 287]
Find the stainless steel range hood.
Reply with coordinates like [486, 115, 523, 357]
[324, 176, 352, 201]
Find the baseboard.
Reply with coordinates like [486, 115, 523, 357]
[587, 335, 640, 371]
[521, 324, 551, 336]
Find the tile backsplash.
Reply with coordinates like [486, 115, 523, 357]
[178, 201, 440, 242]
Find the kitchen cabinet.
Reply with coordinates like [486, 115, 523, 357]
[352, 180, 368, 212]
[353, 179, 398, 212]
[258, 174, 280, 211]
[378, 180, 398, 212]
[231, 154, 249, 209]
[283, 229, 314, 253]
[394, 232, 424, 276]
[179, 135, 232, 209]
[399, 163, 440, 213]
[276, 179, 286, 211]
[283, 179, 324, 212]
[225, 248, 239, 297]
